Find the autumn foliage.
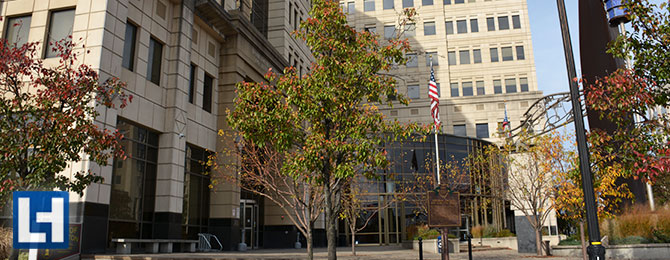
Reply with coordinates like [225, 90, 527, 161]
[0, 33, 131, 203]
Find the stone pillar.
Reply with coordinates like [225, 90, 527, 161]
[153, 0, 194, 239]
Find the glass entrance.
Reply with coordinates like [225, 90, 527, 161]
[240, 200, 259, 249]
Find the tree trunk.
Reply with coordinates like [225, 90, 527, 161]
[324, 184, 337, 260]
[579, 220, 587, 260]
[307, 226, 314, 260]
[351, 231, 356, 256]
[535, 228, 543, 256]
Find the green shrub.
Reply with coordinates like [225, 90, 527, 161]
[558, 236, 582, 246]
[493, 229, 515, 237]
[412, 224, 441, 240]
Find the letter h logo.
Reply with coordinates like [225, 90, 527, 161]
[13, 191, 69, 249]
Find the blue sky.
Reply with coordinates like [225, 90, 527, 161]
[527, 1, 581, 95]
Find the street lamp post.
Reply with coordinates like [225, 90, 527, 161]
[555, 0, 606, 259]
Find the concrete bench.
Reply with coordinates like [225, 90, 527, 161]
[111, 238, 198, 254]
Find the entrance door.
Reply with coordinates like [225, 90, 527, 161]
[240, 200, 259, 249]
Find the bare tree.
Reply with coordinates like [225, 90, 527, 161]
[504, 133, 561, 256]
[339, 176, 401, 255]
[214, 134, 324, 260]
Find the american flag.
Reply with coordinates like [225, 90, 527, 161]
[502, 103, 511, 136]
[428, 61, 440, 128]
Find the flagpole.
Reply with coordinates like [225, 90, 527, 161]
[431, 56, 441, 186]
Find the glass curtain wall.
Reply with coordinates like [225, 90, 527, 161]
[108, 119, 159, 240]
[339, 134, 509, 244]
[182, 145, 212, 239]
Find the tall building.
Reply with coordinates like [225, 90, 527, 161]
[0, 0, 315, 253]
[343, 0, 543, 143]
[339, 0, 561, 251]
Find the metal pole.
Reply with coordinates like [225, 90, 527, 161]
[419, 237, 424, 260]
[555, 0, 605, 259]
[431, 56, 441, 186]
[442, 228, 449, 260]
[468, 233, 473, 260]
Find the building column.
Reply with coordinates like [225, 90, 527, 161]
[153, 0, 194, 239]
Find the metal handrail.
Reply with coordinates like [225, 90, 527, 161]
[198, 233, 223, 252]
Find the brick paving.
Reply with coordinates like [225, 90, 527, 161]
[85, 245, 580, 260]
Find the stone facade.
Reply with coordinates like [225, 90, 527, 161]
[341, 0, 544, 143]
[0, 0, 313, 253]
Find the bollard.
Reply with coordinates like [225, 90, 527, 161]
[418, 237, 423, 260]
[467, 233, 473, 260]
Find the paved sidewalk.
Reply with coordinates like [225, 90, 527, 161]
[85, 245, 579, 260]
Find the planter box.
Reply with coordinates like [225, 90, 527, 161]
[405, 239, 460, 254]
[472, 237, 518, 250]
[552, 243, 670, 260]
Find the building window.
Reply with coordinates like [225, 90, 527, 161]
[520, 77, 529, 92]
[384, 0, 394, 9]
[423, 0, 434, 5]
[251, 0, 269, 37]
[459, 50, 470, 64]
[498, 16, 510, 30]
[408, 84, 420, 99]
[494, 79, 502, 94]
[486, 17, 495, 31]
[384, 25, 395, 39]
[476, 80, 485, 95]
[424, 22, 436, 35]
[448, 51, 457, 65]
[182, 144, 212, 239]
[406, 53, 418, 67]
[512, 15, 521, 29]
[456, 20, 467, 34]
[516, 46, 525, 60]
[476, 123, 489, 138]
[454, 124, 466, 136]
[444, 0, 451, 4]
[347, 2, 356, 14]
[450, 82, 459, 97]
[505, 78, 517, 93]
[294, 10, 299, 30]
[203, 73, 213, 113]
[403, 0, 414, 8]
[45, 9, 75, 58]
[473, 49, 482, 63]
[462, 82, 473, 96]
[364, 0, 375, 11]
[455, 0, 465, 3]
[501, 47, 513, 61]
[188, 64, 196, 104]
[147, 37, 163, 85]
[470, 18, 479, 33]
[405, 23, 415, 36]
[445, 21, 454, 35]
[426, 52, 438, 66]
[109, 119, 159, 239]
[5, 15, 32, 47]
[122, 22, 138, 71]
[490, 48, 499, 62]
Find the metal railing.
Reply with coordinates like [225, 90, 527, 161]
[198, 233, 223, 252]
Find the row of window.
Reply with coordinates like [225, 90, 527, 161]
[450, 77, 529, 97]
[122, 22, 214, 113]
[453, 123, 490, 139]
[346, 0, 493, 13]
[404, 76, 529, 99]
[402, 45, 525, 68]
[378, 15, 521, 39]
[4, 9, 75, 58]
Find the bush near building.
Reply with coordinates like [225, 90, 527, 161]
[600, 205, 670, 244]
